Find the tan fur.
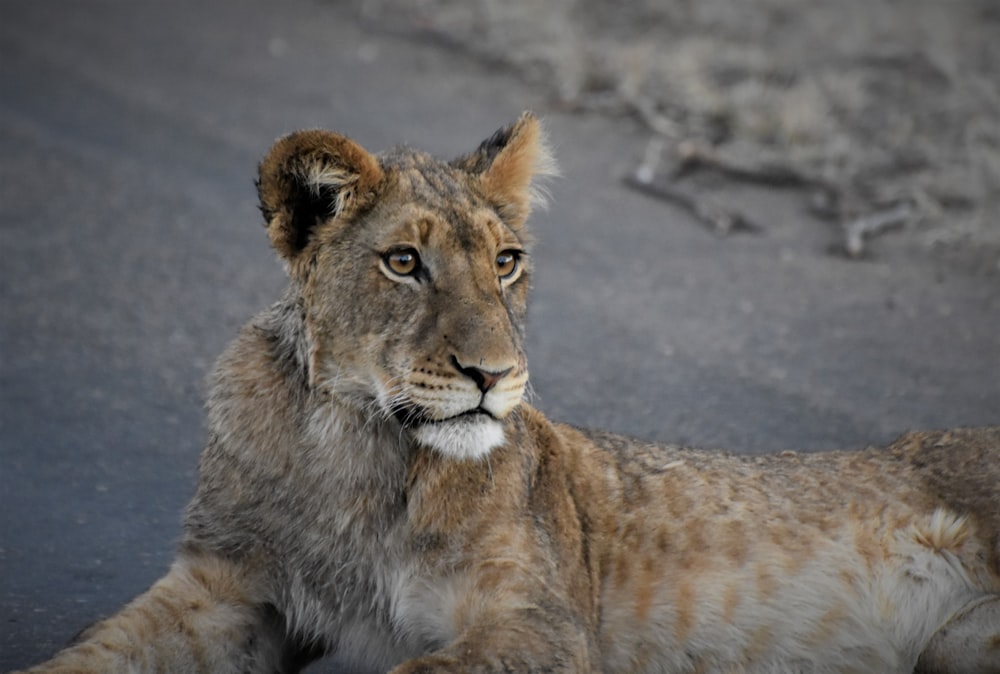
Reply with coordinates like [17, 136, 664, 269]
[16, 114, 1000, 674]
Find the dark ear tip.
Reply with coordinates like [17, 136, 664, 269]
[452, 112, 544, 174]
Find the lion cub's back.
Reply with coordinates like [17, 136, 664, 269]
[566, 425, 1000, 672]
[576, 425, 999, 543]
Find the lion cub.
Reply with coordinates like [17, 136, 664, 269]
[16, 114, 999, 673]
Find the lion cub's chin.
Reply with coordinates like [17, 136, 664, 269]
[412, 416, 505, 461]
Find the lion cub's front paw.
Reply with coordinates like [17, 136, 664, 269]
[390, 654, 464, 674]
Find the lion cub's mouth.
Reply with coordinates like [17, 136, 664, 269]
[394, 405, 505, 460]
[393, 405, 497, 429]
[432, 407, 498, 424]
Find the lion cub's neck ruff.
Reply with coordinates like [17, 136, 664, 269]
[256, 113, 555, 461]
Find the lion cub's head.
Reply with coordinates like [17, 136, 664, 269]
[257, 113, 556, 460]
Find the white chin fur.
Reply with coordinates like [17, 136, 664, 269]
[413, 417, 505, 461]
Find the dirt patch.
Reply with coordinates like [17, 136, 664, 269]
[356, 0, 1000, 258]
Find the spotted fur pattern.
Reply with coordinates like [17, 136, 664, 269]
[16, 114, 1000, 674]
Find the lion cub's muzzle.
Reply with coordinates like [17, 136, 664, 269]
[383, 353, 528, 461]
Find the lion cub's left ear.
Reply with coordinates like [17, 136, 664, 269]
[257, 130, 384, 267]
[453, 112, 558, 230]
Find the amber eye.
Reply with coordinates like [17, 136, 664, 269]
[383, 248, 420, 277]
[496, 249, 521, 280]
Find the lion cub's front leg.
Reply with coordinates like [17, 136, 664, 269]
[17, 553, 290, 674]
[384, 420, 599, 672]
[390, 609, 594, 674]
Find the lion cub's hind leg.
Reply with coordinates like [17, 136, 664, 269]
[915, 594, 1000, 674]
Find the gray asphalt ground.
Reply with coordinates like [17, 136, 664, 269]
[1, 0, 998, 670]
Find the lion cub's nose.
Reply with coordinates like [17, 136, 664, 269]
[451, 356, 513, 393]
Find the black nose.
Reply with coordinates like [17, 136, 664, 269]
[451, 356, 512, 393]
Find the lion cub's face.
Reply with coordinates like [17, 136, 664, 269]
[257, 114, 555, 459]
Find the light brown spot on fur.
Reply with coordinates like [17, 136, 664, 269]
[679, 519, 709, 572]
[838, 569, 863, 598]
[664, 486, 694, 519]
[151, 592, 185, 628]
[634, 584, 653, 623]
[674, 581, 697, 642]
[853, 523, 881, 572]
[806, 603, 848, 647]
[633, 556, 660, 622]
[721, 583, 741, 624]
[988, 633, 1000, 650]
[722, 520, 748, 566]
[798, 506, 835, 534]
[782, 554, 807, 576]
[768, 522, 788, 547]
[614, 521, 642, 588]
[474, 558, 526, 593]
[768, 523, 813, 574]
[743, 623, 774, 663]
[416, 216, 434, 244]
[656, 526, 671, 554]
[756, 565, 778, 599]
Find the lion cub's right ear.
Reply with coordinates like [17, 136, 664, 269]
[257, 130, 384, 268]
[452, 112, 557, 231]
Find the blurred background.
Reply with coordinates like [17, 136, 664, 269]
[363, 0, 1000, 253]
[1, 0, 997, 671]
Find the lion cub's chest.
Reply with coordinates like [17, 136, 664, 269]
[284, 524, 477, 673]
[279, 414, 469, 669]
[285, 551, 462, 672]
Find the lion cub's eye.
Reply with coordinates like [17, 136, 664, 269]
[382, 248, 421, 277]
[496, 249, 522, 280]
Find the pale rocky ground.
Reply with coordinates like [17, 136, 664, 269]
[361, 0, 1000, 256]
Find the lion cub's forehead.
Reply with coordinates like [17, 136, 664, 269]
[382, 148, 480, 209]
[376, 149, 518, 248]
